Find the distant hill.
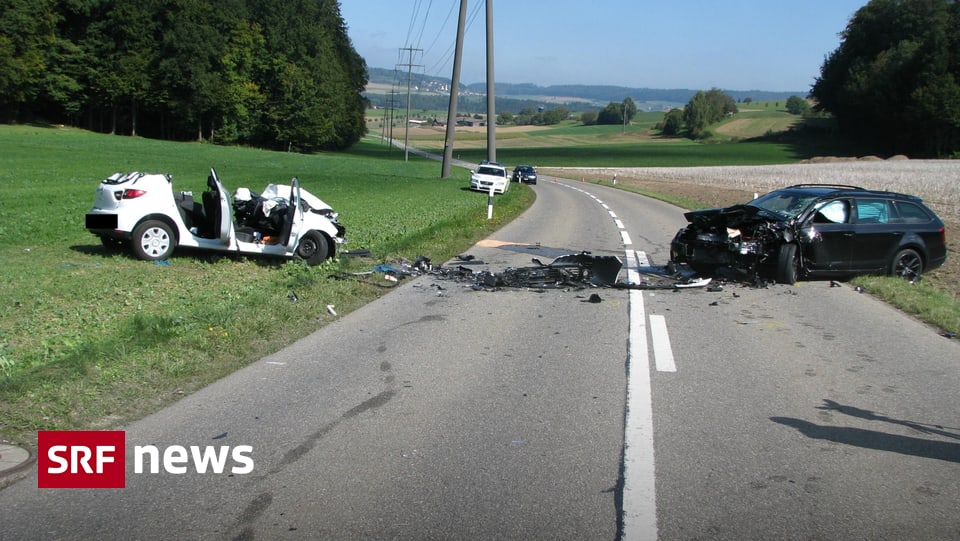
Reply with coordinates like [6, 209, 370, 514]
[365, 67, 805, 112]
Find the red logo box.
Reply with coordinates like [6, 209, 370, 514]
[37, 431, 126, 489]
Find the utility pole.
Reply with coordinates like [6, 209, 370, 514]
[398, 47, 423, 162]
[485, 0, 496, 164]
[385, 89, 400, 153]
[441, 0, 468, 178]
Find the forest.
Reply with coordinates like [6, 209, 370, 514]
[0, 0, 368, 151]
[812, 0, 960, 157]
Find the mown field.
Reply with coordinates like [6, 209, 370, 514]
[0, 125, 533, 447]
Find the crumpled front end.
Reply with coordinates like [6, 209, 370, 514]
[670, 205, 792, 276]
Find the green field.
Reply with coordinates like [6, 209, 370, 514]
[0, 125, 533, 446]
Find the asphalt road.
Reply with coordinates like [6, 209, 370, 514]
[1, 177, 958, 540]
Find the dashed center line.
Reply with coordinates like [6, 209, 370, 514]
[561, 181, 685, 540]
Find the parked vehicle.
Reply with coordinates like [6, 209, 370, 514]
[670, 184, 947, 284]
[85, 168, 346, 265]
[469, 163, 509, 194]
[512, 165, 538, 184]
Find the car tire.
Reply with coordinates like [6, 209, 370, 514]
[296, 230, 329, 266]
[890, 248, 923, 283]
[775, 243, 799, 285]
[132, 220, 174, 261]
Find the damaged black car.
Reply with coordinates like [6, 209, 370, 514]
[670, 184, 948, 284]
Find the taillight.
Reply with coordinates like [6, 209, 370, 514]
[939, 226, 946, 243]
[121, 189, 148, 199]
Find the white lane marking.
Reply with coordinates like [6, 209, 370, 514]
[602, 203, 611, 210]
[649, 315, 676, 373]
[615, 219, 625, 229]
[609, 210, 618, 219]
[622, 249, 659, 539]
[620, 230, 633, 245]
[633, 250, 649, 267]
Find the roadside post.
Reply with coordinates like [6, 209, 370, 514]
[487, 185, 494, 219]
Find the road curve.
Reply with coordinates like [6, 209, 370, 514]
[1, 176, 958, 541]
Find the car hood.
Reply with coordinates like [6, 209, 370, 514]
[263, 183, 333, 212]
[683, 204, 784, 228]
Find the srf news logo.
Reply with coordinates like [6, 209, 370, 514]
[37, 431, 254, 489]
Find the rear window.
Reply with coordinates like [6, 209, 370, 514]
[892, 201, 934, 223]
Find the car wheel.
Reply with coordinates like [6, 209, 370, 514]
[890, 248, 923, 283]
[132, 220, 174, 261]
[775, 243, 799, 284]
[296, 230, 329, 266]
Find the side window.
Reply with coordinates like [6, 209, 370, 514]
[893, 201, 933, 224]
[855, 199, 891, 224]
[814, 200, 849, 224]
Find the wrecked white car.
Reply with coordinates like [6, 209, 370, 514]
[85, 168, 346, 265]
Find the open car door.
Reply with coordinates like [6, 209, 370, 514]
[283, 177, 304, 253]
[208, 168, 234, 245]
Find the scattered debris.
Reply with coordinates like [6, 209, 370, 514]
[333, 251, 718, 294]
[326, 305, 337, 316]
[342, 249, 372, 258]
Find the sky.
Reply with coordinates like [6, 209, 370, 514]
[338, 0, 869, 92]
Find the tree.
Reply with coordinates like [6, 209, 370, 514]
[785, 95, 811, 115]
[682, 88, 737, 138]
[0, 0, 59, 121]
[596, 97, 638, 126]
[622, 96, 637, 123]
[580, 110, 598, 126]
[811, 0, 960, 156]
[659, 108, 683, 136]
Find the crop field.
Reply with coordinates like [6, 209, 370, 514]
[555, 160, 960, 223]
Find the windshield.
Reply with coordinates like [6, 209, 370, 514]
[477, 166, 505, 177]
[747, 191, 820, 219]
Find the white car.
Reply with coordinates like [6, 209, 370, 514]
[469, 163, 509, 194]
[85, 168, 346, 265]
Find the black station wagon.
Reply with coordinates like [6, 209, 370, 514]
[670, 184, 948, 284]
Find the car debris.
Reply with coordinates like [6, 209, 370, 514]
[333, 251, 714, 292]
